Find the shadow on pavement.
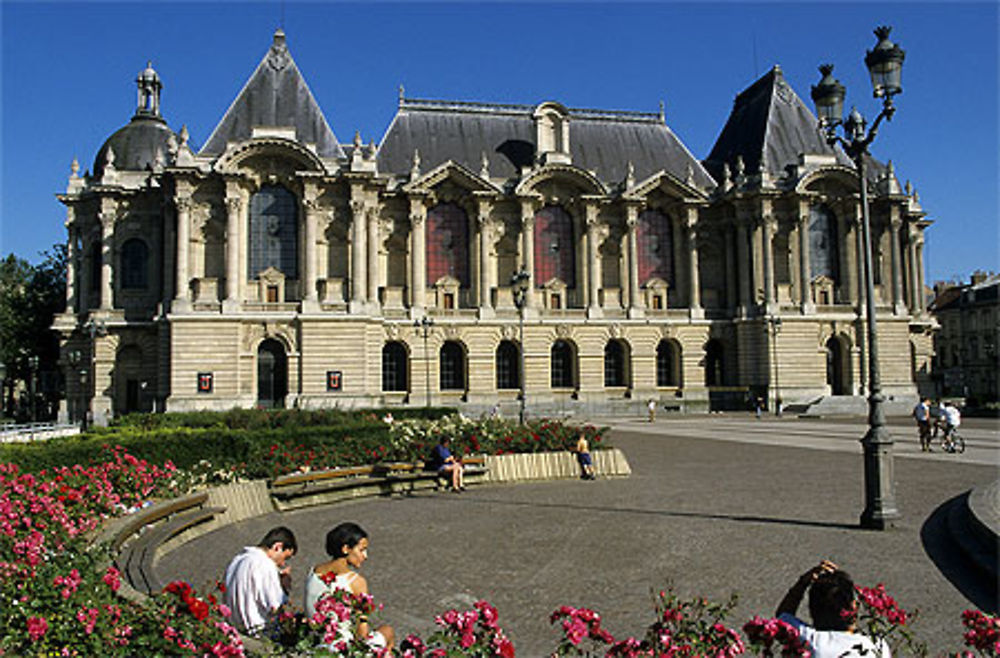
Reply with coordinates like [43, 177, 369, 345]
[921, 495, 997, 612]
[460, 494, 859, 531]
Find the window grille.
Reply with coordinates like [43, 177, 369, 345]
[249, 185, 298, 279]
[534, 206, 575, 287]
[496, 340, 520, 390]
[427, 204, 470, 287]
[439, 341, 466, 390]
[382, 342, 408, 392]
[551, 340, 574, 388]
[121, 238, 148, 289]
[637, 210, 673, 285]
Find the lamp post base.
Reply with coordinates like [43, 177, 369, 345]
[859, 413, 900, 530]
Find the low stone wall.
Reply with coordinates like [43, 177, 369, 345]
[484, 448, 631, 482]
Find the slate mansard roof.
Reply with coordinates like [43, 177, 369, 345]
[377, 98, 716, 189]
[704, 65, 854, 182]
[199, 30, 345, 159]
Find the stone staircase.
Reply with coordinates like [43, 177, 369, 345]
[791, 395, 917, 417]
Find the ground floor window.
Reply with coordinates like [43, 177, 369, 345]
[551, 339, 575, 388]
[440, 341, 466, 390]
[496, 340, 520, 390]
[656, 340, 680, 387]
[382, 342, 408, 392]
[604, 340, 627, 387]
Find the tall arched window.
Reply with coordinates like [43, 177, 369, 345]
[704, 339, 724, 387]
[382, 342, 408, 392]
[121, 238, 149, 290]
[604, 340, 626, 387]
[656, 340, 681, 387]
[809, 204, 839, 284]
[427, 203, 470, 287]
[637, 210, 673, 285]
[551, 339, 575, 389]
[534, 206, 575, 287]
[496, 340, 520, 390]
[439, 341, 466, 391]
[249, 185, 298, 278]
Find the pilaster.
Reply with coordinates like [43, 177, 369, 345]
[223, 183, 244, 312]
[98, 204, 115, 311]
[409, 197, 427, 315]
[798, 201, 814, 314]
[520, 198, 537, 311]
[685, 206, 702, 318]
[477, 199, 495, 318]
[585, 202, 603, 318]
[173, 190, 193, 312]
[626, 205, 643, 318]
[889, 207, 905, 315]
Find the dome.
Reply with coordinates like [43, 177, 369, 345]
[93, 115, 177, 178]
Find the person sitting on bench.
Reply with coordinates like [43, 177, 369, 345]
[427, 436, 465, 492]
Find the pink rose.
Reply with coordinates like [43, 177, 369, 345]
[27, 616, 48, 641]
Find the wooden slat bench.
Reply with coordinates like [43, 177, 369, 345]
[270, 456, 489, 511]
[104, 492, 226, 596]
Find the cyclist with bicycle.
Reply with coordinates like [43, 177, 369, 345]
[942, 401, 962, 453]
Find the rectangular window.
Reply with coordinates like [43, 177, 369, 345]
[551, 294, 561, 309]
[443, 292, 455, 309]
[267, 286, 279, 303]
[651, 295, 663, 310]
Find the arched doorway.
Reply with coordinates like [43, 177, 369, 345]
[257, 339, 288, 408]
[114, 344, 148, 415]
[826, 337, 847, 395]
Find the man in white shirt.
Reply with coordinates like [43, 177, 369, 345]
[776, 560, 891, 658]
[224, 526, 297, 635]
[942, 402, 962, 452]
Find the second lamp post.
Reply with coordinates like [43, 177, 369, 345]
[510, 268, 531, 424]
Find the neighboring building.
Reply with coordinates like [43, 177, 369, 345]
[53, 31, 934, 422]
[930, 272, 1000, 404]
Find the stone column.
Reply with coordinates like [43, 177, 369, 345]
[626, 205, 642, 316]
[350, 200, 367, 307]
[173, 196, 192, 309]
[724, 225, 736, 310]
[65, 221, 77, 313]
[798, 204, 813, 312]
[672, 215, 686, 306]
[366, 206, 380, 306]
[685, 207, 702, 317]
[302, 197, 321, 309]
[736, 221, 750, 315]
[586, 203, 602, 317]
[224, 192, 243, 309]
[409, 198, 426, 313]
[477, 201, 493, 312]
[761, 210, 775, 309]
[915, 239, 926, 315]
[520, 199, 536, 309]
[889, 210, 905, 315]
[98, 211, 114, 310]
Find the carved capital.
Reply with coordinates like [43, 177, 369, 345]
[175, 197, 194, 214]
[410, 213, 425, 228]
[304, 198, 322, 213]
[225, 197, 243, 215]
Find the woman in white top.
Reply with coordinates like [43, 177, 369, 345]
[304, 522, 394, 652]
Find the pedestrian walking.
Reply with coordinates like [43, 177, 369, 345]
[912, 397, 931, 451]
[648, 399, 656, 422]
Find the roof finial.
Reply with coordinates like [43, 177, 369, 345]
[398, 84, 405, 106]
[480, 152, 490, 179]
[625, 161, 635, 189]
[70, 158, 80, 177]
[135, 61, 162, 118]
[658, 100, 665, 122]
[410, 149, 421, 180]
[353, 131, 363, 149]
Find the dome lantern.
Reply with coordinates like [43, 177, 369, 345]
[135, 61, 162, 118]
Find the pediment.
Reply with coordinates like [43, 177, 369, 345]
[515, 163, 605, 197]
[541, 277, 567, 291]
[258, 266, 285, 283]
[626, 170, 707, 202]
[405, 160, 500, 195]
[643, 277, 670, 291]
[433, 275, 461, 289]
[796, 165, 859, 195]
[213, 137, 327, 176]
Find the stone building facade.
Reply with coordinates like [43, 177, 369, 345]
[929, 273, 999, 404]
[54, 31, 935, 422]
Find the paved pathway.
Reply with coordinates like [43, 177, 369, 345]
[159, 415, 998, 655]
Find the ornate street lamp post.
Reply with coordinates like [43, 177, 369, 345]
[413, 315, 434, 408]
[0, 361, 6, 419]
[812, 26, 905, 530]
[510, 268, 531, 424]
[28, 355, 39, 423]
[67, 350, 85, 431]
[768, 316, 783, 416]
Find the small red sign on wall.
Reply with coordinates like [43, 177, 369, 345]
[197, 372, 213, 394]
[327, 370, 342, 392]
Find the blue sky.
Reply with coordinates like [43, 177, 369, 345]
[2, 2, 997, 285]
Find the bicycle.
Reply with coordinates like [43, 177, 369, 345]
[938, 429, 966, 454]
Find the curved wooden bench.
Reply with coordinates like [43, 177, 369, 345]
[270, 456, 489, 510]
[96, 492, 226, 596]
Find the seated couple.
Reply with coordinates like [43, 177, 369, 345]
[224, 523, 394, 654]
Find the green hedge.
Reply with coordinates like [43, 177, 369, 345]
[0, 410, 608, 482]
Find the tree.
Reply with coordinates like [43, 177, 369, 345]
[0, 246, 66, 420]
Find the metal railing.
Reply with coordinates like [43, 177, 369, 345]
[0, 422, 80, 443]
